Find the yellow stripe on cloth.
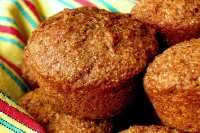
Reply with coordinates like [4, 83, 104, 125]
[0, 0, 39, 39]
[0, 67, 24, 100]
[0, 36, 24, 66]
[0, 112, 36, 133]
[0, 4, 30, 42]
[0, 19, 19, 30]
[0, 14, 24, 40]
[102, 0, 136, 13]
[18, 0, 40, 24]
[37, 0, 81, 18]
[0, 122, 13, 133]
[0, 93, 45, 132]
[0, 60, 28, 100]
[88, 0, 110, 11]
[31, 0, 52, 18]
[0, 32, 25, 46]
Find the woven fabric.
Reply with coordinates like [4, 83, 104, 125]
[0, 92, 45, 133]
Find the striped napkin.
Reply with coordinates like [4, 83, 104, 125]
[0, 92, 45, 133]
[0, 0, 136, 132]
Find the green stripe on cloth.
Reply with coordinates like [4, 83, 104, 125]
[0, 36, 24, 49]
[98, 0, 118, 12]
[0, 16, 17, 26]
[57, 0, 76, 9]
[0, 92, 17, 103]
[0, 63, 29, 92]
[0, 118, 25, 133]
[9, 0, 37, 28]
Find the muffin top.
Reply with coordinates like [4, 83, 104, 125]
[144, 39, 200, 92]
[25, 7, 158, 90]
[48, 114, 112, 133]
[120, 125, 180, 133]
[132, 0, 200, 29]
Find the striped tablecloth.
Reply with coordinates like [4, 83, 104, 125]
[0, 0, 136, 132]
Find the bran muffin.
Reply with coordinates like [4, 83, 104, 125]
[24, 7, 158, 119]
[120, 125, 181, 133]
[21, 58, 38, 88]
[47, 114, 112, 133]
[19, 88, 112, 133]
[144, 39, 200, 132]
[19, 88, 65, 125]
[132, 0, 200, 46]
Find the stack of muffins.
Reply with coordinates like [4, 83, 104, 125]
[19, 0, 200, 132]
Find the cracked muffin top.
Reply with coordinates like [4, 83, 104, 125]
[25, 7, 158, 90]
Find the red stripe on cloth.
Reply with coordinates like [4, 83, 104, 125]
[75, 0, 96, 7]
[0, 56, 22, 76]
[0, 99, 45, 133]
[23, 0, 42, 22]
[0, 25, 26, 44]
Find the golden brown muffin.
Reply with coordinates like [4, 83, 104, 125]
[24, 7, 158, 119]
[19, 88, 65, 125]
[47, 114, 112, 133]
[19, 88, 113, 133]
[120, 125, 181, 133]
[21, 59, 38, 88]
[144, 39, 200, 132]
[132, 0, 200, 46]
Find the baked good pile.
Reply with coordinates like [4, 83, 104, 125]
[19, 0, 200, 132]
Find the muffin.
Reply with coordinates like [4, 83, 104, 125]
[19, 88, 113, 133]
[23, 7, 158, 119]
[47, 114, 112, 133]
[21, 58, 38, 88]
[144, 39, 200, 132]
[132, 0, 200, 46]
[19, 88, 65, 125]
[120, 125, 181, 133]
